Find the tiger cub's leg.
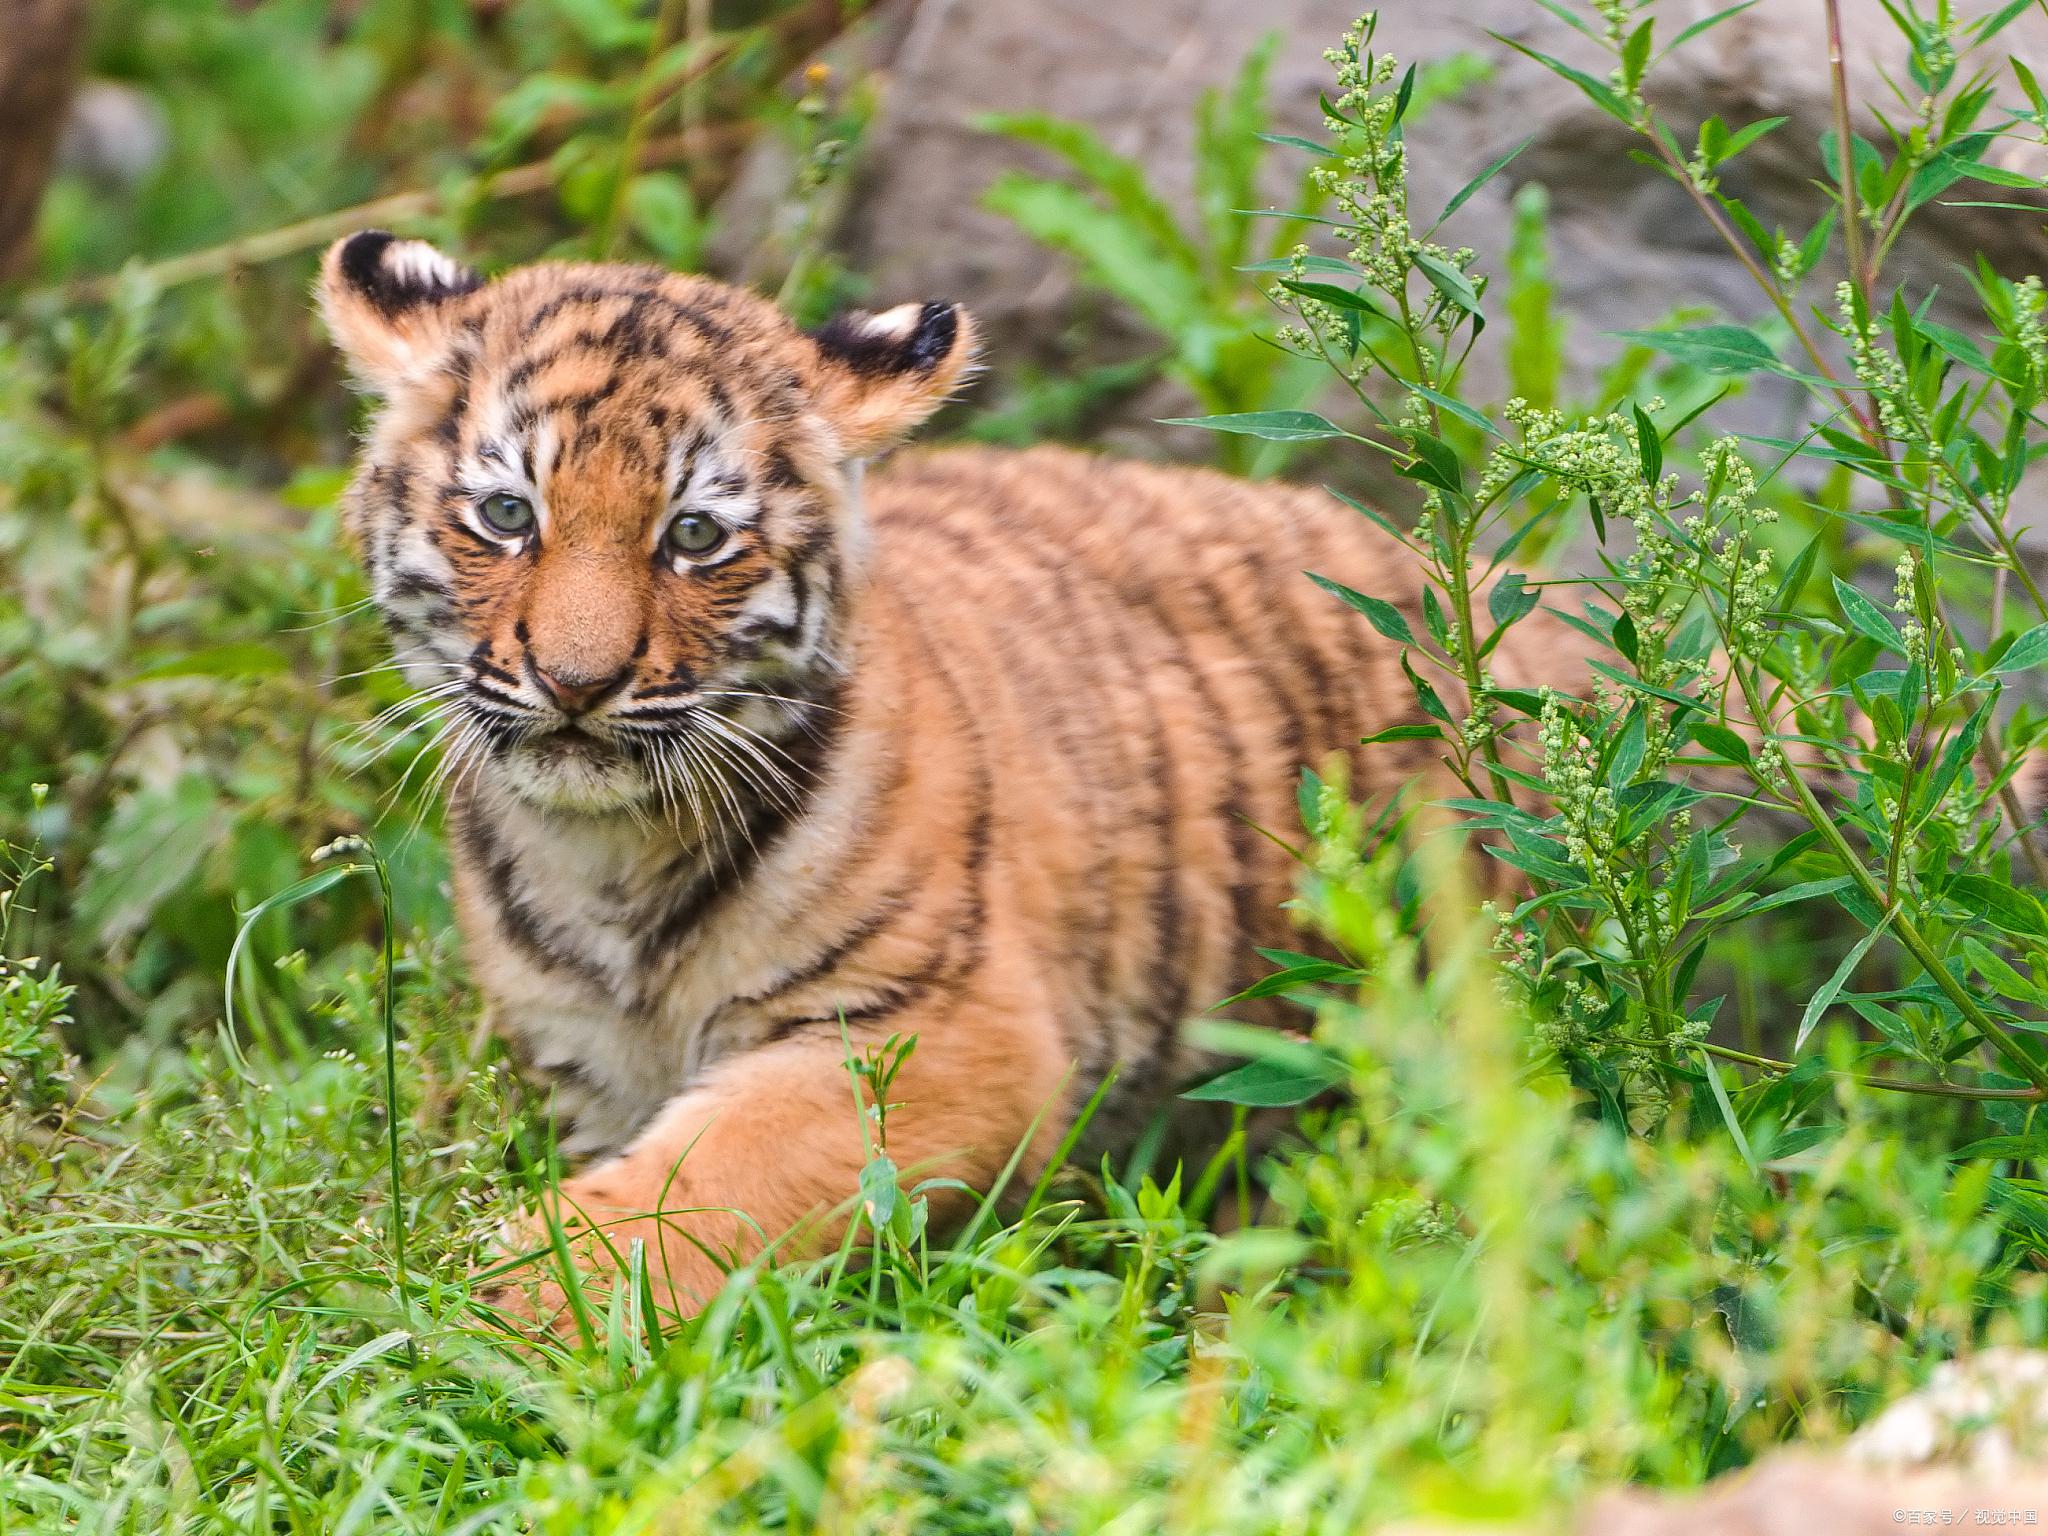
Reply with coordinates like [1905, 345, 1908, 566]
[493, 999, 1072, 1330]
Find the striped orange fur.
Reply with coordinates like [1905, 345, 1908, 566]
[317, 232, 1574, 1327]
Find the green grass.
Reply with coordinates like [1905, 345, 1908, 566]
[3, 827, 2035, 1532]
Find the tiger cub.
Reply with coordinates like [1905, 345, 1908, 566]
[318, 231, 1563, 1324]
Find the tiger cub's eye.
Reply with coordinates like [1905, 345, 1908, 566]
[665, 512, 727, 558]
[479, 492, 535, 536]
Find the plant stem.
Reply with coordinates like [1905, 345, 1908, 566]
[1730, 662, 2048, 1093]
[1826, 0, 1872, 299]
[43, 124, 743, 307]
[1635, 122, 1878, 440]
[595, 0, 693, 260]
[1692, 1039, 2045, 1100]
[360, 845, 414, 1347]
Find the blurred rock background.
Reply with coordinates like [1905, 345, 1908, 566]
[714, 0, 2048, 472]
[15, 0, 2046, 449]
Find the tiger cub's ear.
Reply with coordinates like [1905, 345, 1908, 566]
[317, 230, 484, 393]
[804, 300, 979, 457]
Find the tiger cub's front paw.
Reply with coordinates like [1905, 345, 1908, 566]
[474, 1172, 725, 1339]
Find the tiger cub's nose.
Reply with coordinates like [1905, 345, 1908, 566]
[532, 663, 627, 717]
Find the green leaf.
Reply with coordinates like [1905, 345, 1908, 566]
[1917, 318, 1998, 376]
[1326, 485, 1413, 546]
[74, 777, 229, 947]
[1795, 916, 1894, 1052]
[127, 642, 292, 683]
[1773, 531, 1823, 608]
[1716, 115, 1788, 163]
[1586, 661, 1704, 717]
[1486, 834, 1583, 887]
[1963, 936, 2048, 1007]
[1491, 36, 1633, 122]
[858, 1153, 901, 1233]
[1402, 650, 1453, 723]
[984, 174, 1205, 337]
[1236, 255, 1358, 276]
[1614, 323, 1832, 385]
[1621, 18, 1654, 87]
[1696, 1050, 1757, 1175]
[1308, 574, 1415, 644]
[1612, 611, 1640, 664]
[1661, 0, 1758, 54]
[1953, 1135, 2048, 1162]
[1488, 572, 1540, 629]
[1793, 210, 1837, 279]
[1950, 873, 2048, 939]
[1608, 707, 1648, 787]
[1159, 410, 1350, 442]
[1413, 251, 1481, 317]
[1434, 136, 1533, 230]
[1361, 723, 1444, 745]
[1183, 1049, 1347, 1106]
[1255, 131, 1335, 157]
[624, 172, 703, 267]
[1689, 722, 1753, 765]
[1408, 382, 1500, 436]
[977, 113, 1200, 271]
[1979, 0, 2039, 41]
[1993, 624, 2048, 673]
[1847, 997, 1922, 1056]
[1832, 576, 1905, 652]
[2013, 54, 2048, 117]
[1917, 688, 1996, 816]
[1743, 876, 1854, 917]
[1221, 960, 1366, 1005]
[1277, 279, 1391, 320]
[1616, 780, 1705, 843]
[305, 1331, 415, 1404]
[1632, 403, 1663, 486]
[1717, 193, 1775, 261]
[1909, 136, 2043, 211]
[1254, 947, 1332, 971]
[1401, 430, 1466, 498]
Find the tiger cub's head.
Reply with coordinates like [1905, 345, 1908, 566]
[318, 232, 976, 815]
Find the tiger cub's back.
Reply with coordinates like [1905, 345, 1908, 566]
[858, 444, 1522, 1109]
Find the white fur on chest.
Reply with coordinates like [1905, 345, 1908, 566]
[460, 761, 863, 1157]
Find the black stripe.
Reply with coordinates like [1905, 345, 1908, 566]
[1090, 598, 1187, 1106]
[433, 346, 476, 446]
[633, 680, 847, 968]
[734, 892, 913, 1013]
[900, 518, 1114, 1059]
[458, 805, 612, 992]
[384, 570, 452, 605]
[524, 284, 737, 348]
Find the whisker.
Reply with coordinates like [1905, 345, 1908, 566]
[643, 733, 684, 834]
[340, 677, 470, 735]
[379, 711, 469, 819]
[700, 707, 813, 780]
[695, 712, 802, 808]
[279, 596, 380, 633]
[327, 659, 469, 686]
[654, 735, 702, 853]
[330, 681, 472, 764]
[401, 718, 479, 846]
[698, 687, 847, 719]
[677, 730, 746, 865]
